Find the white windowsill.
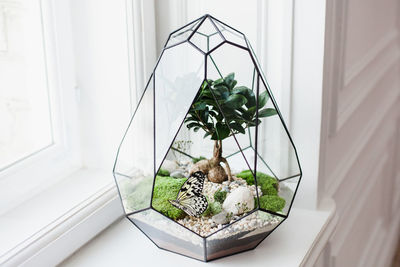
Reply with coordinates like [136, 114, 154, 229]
[60, 199, 337, 267]
[0, 168, 123, 267]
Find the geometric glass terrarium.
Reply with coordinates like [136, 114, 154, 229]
[113, 14, 302, 262]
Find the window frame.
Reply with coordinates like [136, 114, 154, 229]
[0, 0, 81, 215]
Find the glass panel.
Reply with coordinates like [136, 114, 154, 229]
[165, 18, 202, 48]
[0, 0, 53, 170]
[255, 77, 301, 182]
[206, 43, 257, 175]
[211, 18, 248, 48]
[189, 17, 223, 53]
[277, 175, 300, 215]
[113, 77, 154, 214]
[154, 42, 204, 171]
[205, 210, 284, 260]
[129, 209, 205, 261]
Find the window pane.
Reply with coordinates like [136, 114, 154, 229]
[0, 0, 53, 170]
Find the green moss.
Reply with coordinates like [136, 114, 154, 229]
[214, 190, 227, 203]
[237, 170, 278, 196]
[157, 168, 170, 176]
[259, 195, 286, 212]
[202, 200, 222, 217]
[151, 176, 187, 220]
[192, 156, 206, 164]
[125, 177, 153, 211]
[236, 170, 257, 185]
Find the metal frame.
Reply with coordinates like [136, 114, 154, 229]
[113, 14, 303, 262]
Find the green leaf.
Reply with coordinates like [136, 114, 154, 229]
[223, 94, 247, 109]
[214, 85, 229, 100]
[211, 123, 230, 140]
[192, 102, 206, 111]
[186, 122, 202, 129]
[248, 119, 261, 127]
[193, 127, 200, 132]
[213, 78, 224, 87]
[224, 73, 235, 89]
[258, 91, 269, 109]
[202, 110, 209, 122]
[204, 131, 212, 139]
[258, 108, 277, 118]
[232, 86, 256, 108]
[230, 122, 245, 134]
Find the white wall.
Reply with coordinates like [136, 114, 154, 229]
[316, 0, 400, 266]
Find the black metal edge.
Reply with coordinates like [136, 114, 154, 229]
[253, 73, 260, 207]
[170, 147, 195, 159]
[187, 39, 206, 55]
[208, 16, 226, 41]
[125, 207, 151, 217]
[208, 15, 245, 36]
[167, 15, 205, 41]
[204, 208, 259, 239]
[225, 145, 251, 159]
[126, 214, 161, 249]
[249, 216, 287, 248]
[259, 208, 288, 219]
[150, 207, 206, 239]
[224, 40, 249, 51]
[150, 73, 156, 207]
[279, 173, 302, 182]
[205, 40, 227, 55]
[126, 215, 206, 262]
[187, 15, 208, 41]
[204, 210, 287, 262]
[249, 146, 280, 180]
[164, 39, 188, 50]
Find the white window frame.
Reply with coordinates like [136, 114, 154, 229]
[0, 0, 81, 215]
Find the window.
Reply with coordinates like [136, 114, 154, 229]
[0, 0, 53, 170]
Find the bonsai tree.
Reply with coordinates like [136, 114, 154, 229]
[185, 73, 277, 183]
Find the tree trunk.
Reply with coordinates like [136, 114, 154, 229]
[189, 140, 233, 183]
[211, 140, 233, 182]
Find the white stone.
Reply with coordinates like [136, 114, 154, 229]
[222, 187, 255, 215]
[161, 160, 179, 173]
[212, 210, 231, 225]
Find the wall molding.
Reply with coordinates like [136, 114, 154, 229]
[375, 209, 400, 267]
[336, 31, 399, 131]
[324, 0, 348, 136]
[330, 151, 389, 258]
[325, 79, 399, 196]
[357, 219, 385, 267]
[343, 30, 398, 87]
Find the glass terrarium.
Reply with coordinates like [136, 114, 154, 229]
[113, 14, 302, 262]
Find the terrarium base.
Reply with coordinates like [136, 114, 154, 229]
[129, 215, 280, 262]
